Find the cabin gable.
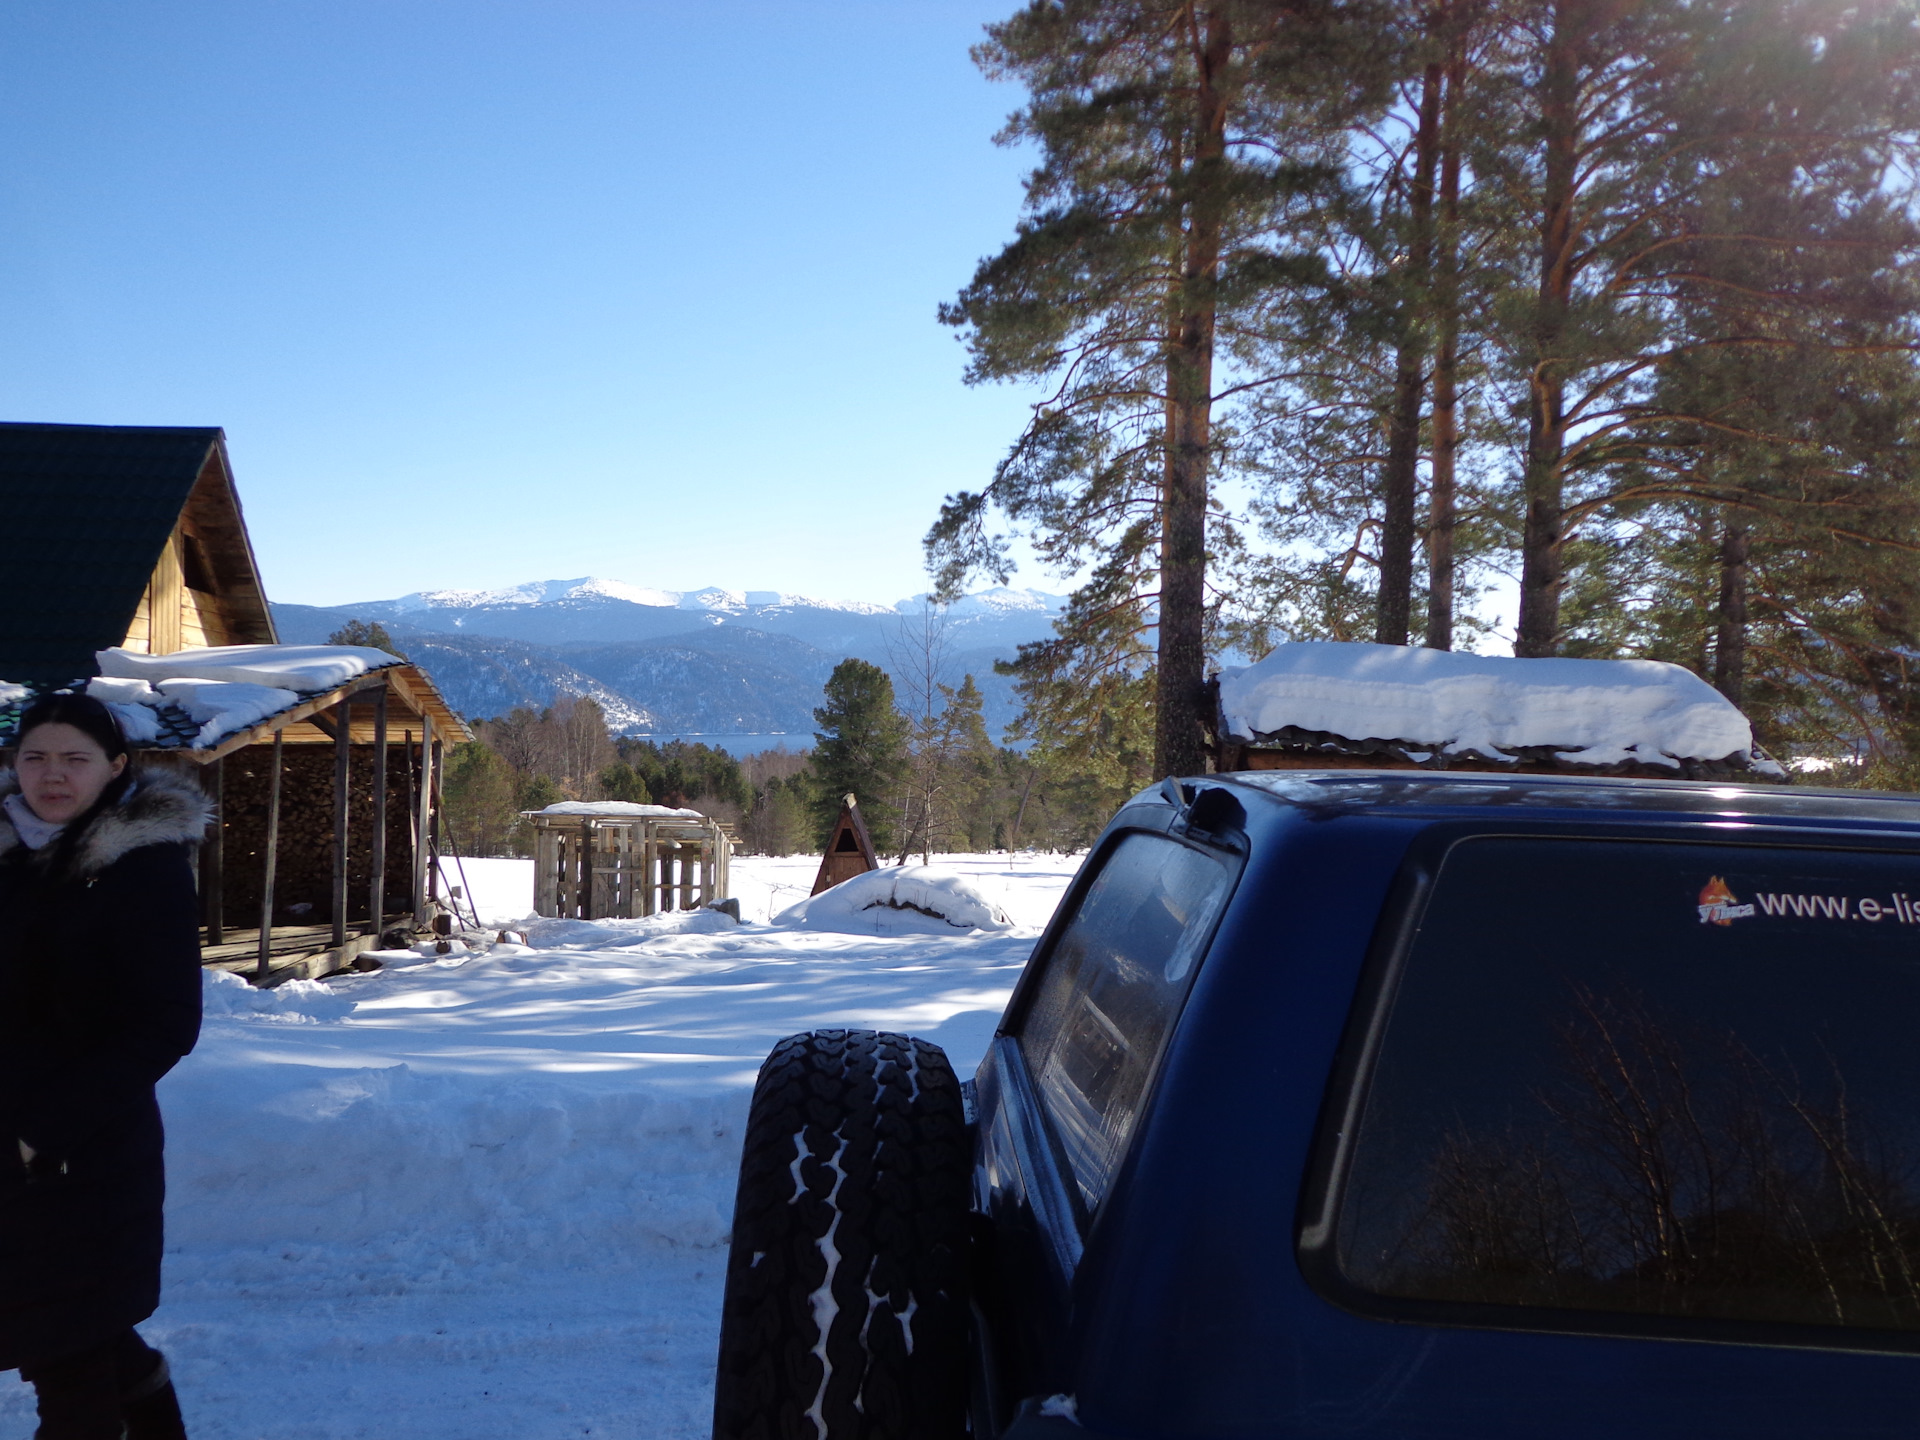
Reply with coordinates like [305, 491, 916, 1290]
[123, 442, 276, 655]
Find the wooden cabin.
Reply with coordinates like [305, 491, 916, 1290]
[0, 422, 472, 984]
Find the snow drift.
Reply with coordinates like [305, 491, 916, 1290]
[779, 866, 1015, 935]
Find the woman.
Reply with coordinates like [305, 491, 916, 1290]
[0, 694, 206, 1439]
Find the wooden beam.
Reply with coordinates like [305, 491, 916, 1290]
[203, 758, 224, 946]
[429, 736, 444, 915]
[185, 674, 389, 764]
[332, 696, 350, 946]
[368, 689, 388, 937]
[147, 533, 185, 655]
[256, 732, 283, 981]
[413, 715, 434, 922]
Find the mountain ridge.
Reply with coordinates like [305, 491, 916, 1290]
[272, 578, 1065, 744]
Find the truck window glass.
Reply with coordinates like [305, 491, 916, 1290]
[1018, 833, 1230, 1212]
[1339, 837, 1920, 1335]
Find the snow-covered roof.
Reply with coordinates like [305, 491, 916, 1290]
[1, 643, 452, 752]
[532, 801, 707, 820]
[1218, 642, 1774, 776]
[96, 644, 401, 693]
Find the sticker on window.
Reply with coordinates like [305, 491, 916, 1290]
[1699, 877, 1920, 924]
[1697, 876, 1755, 925]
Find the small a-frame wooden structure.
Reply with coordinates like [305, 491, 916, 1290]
[812, 792, 878, 896]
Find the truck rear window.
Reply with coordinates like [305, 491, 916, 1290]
[1019, 832, 1231, 1213]
[1338, 836, 1920, 1336]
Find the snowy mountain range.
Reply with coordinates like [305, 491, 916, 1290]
[271, 578, 1069, 743]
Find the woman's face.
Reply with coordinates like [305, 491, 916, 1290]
[15, 723, 127, 824]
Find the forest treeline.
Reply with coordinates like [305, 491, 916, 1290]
[437, 657, 1127, 859]
[931, 0, 1920, 790]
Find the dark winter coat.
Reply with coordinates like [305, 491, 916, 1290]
[0, 766, 207, 1371]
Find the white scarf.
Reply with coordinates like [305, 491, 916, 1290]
[3, 791, 66, 851]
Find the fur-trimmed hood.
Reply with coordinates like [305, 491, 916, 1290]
[0, 765, 212, 878]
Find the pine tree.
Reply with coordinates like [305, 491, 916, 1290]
[326, 618, 408, 660]
[811, 659, 910, 852]
[933, 0, 1391, 776]
[440, 740, 521, 857]
[598, 761, 654, 805]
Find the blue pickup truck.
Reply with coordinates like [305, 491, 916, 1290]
[712, 770, 1920, 1440]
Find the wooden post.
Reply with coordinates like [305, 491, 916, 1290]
[428, 737, 444, 915]
[534, 823, 558, 916]
[680, 842, 695, 910]
[640, 824, 657, 917]
[332, 697, 351, 947]
[413, 716, 434, 923]
[368, 689, 388, 938]
[256, 733, 283, 981]
[203, 757, 225, 946]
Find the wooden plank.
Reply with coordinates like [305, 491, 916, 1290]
[256, 732, 283, 981]
[148, 531, 185, 655]
[534, 827, 559, 916]
[429, 737, 444, 915]
[331, 696, 350, 946]
[204, 931, 381, 987]
[124, 590, 151, 652]
[184, 674, 389, 765]
[412, 716, 434, 922]
[368, 690, 388, 937]
[203, 758, 224, 945]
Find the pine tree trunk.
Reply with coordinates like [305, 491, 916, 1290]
[1714, 517, 1749, 704]
[1517, 4, 1580, 657]
[1156, 6, 1232, 779]
[1376, 60, 1444, 647]
[1427, 37, 1464, 651]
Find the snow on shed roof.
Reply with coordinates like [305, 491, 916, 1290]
[2, 643, 464, 753]
[533, 801, 707, 820]
[1218, 642, 1765, 772]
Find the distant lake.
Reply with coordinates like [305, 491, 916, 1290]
[623, 732, 811, 756]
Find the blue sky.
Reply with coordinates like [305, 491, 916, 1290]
[0, 0, 1047, 607]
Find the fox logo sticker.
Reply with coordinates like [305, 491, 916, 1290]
[1698, 877, 1755, 925]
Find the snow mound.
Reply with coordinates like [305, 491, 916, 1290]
[536, 801, 705, 819]
[779, 867, 1014, 936]
[97, 643, 400, 694]
[1219, 641, 1755, 768]
[202, 967, 357, 1023]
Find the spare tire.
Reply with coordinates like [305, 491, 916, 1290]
[712, 1029, 971, 1440]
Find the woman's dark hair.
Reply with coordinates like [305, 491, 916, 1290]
[10, 693, 136, 870]
[14, 692, 130, 763]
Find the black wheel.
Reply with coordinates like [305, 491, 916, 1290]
[712, 1029, 971, 1440]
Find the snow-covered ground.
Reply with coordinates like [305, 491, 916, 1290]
[0, 853, 1081, 1440]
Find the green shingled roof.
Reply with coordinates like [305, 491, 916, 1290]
[0, 422, 224, 684]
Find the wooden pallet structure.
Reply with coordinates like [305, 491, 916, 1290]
[527, 804, 736, 920]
